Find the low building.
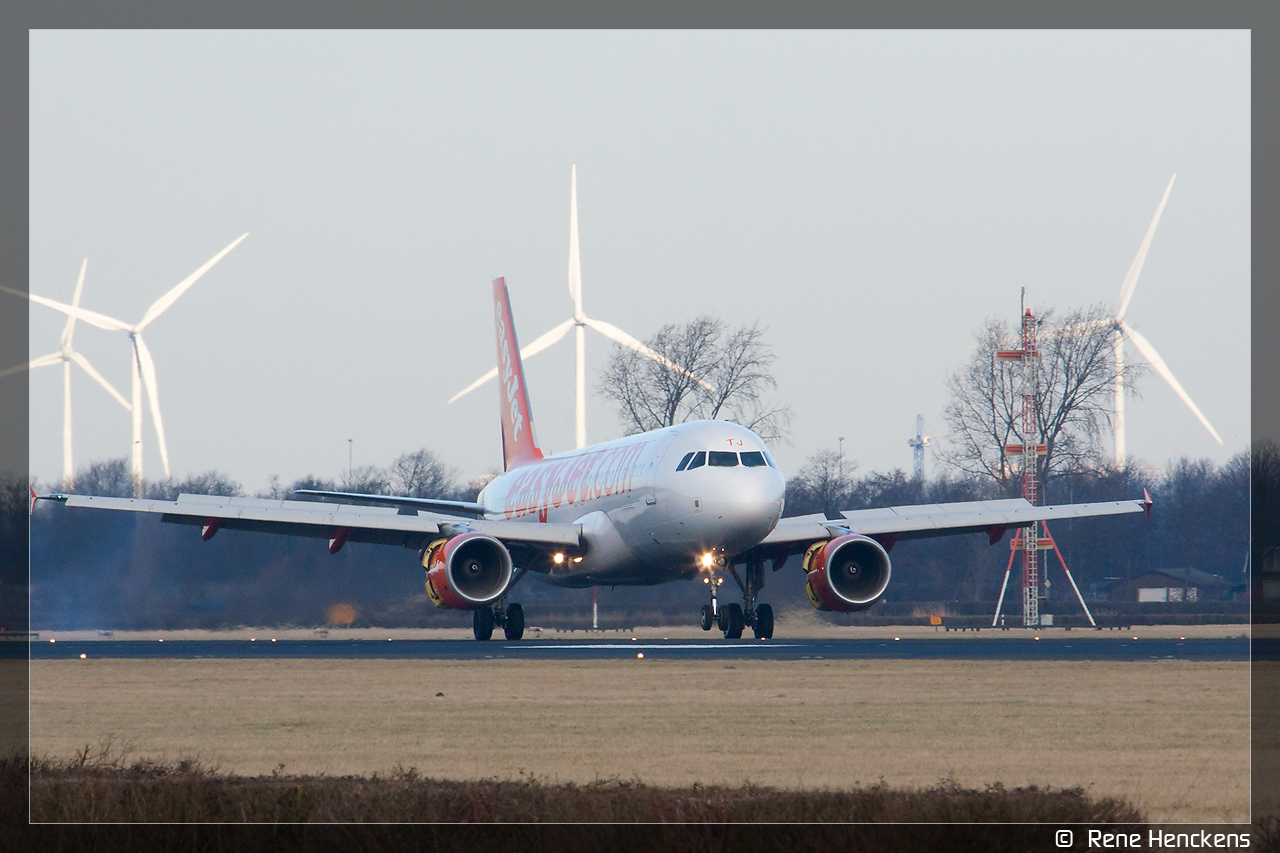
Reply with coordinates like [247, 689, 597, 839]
[1104, 568, 1246, 604]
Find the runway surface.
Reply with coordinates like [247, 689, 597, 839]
[18, 636, 1257, 661]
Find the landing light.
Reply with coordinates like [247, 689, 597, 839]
[701, 553, 714, 568]
[553, 553, 565, 565]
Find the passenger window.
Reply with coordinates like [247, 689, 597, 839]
[708, 451, 739, 467]
[676, 452, 695, 472]
[686, 451, 706, 470]
[740, 451, 767, 468]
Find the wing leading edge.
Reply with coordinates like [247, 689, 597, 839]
[45, 493, 582, 551]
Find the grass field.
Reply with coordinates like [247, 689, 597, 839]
[28, 655, 1249, 823]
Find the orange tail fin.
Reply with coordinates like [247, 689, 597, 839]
[492, 277, 544, 471]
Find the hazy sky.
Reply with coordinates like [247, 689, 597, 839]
[25, 30, 1249, 492]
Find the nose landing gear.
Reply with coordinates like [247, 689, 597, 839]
[698, 550, 774, 640]
[473, 598, 525, 641]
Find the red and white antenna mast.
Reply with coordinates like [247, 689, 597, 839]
[992, 293, 1096, 629]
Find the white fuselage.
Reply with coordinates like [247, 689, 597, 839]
[477, 420, 787, 586]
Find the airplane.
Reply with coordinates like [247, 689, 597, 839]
[36, 277, 1152, 641]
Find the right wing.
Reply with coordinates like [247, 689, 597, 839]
[45, 493, 581, 552]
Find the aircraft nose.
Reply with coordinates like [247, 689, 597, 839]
[705, 468, 787, 546]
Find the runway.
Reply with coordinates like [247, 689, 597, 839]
[20, 635, 1256, 662]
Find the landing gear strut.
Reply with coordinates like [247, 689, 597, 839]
[699, 550, 774, 640]
[473, 598, 525, 641]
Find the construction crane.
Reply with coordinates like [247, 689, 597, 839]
[907, 415, 931, 480]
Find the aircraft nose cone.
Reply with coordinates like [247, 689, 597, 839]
[704, 469, 786, 548]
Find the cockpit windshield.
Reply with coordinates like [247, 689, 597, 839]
[677, 448, 776, 471]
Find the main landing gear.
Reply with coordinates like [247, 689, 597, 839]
[473, 598, 525, 641]
[699, 550, 774, 640]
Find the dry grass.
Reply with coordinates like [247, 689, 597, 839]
[29, 657, 1248, 823]
[18, 753, 1141, 824]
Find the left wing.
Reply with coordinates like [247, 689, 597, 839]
[761, 494, 1151, 550]
[43, 493, 581, 552]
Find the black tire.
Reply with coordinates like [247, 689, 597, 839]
[473, 607, 494, 641]
[752, 603, 774, 640]
[722, 603, 744, 639]
[700, 604, 714, 631]
[504, 603, 525, 641]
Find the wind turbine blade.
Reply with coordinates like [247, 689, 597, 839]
[1120, 320, 1222, 444]
[138, 233, 249, 329]
[1117, 174, 1175, 322]
[584, 317, 716, 391]
[133, 335, 172, 477]
[447, 367, 499, 404]
[519, 318, 575, 359]
[0, 287, 132, 332]
[0, 352, 63, 377]
[568, 165, 583, 316]
[69, 350, 131, 410]
[446, 319, 574, 404]
[61, 259, 88, 348]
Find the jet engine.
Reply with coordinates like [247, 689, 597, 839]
[421, 532, 514, 610]
[802, 533, 892, 612]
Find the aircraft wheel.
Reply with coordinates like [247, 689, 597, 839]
[473, 607, 494, 641]
[722, 603, 744, 639]
[504, 603, 525, 641]
[752, 603, 774, 640]
[699, 604, 714, 631]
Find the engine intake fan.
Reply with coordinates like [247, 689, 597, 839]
[422, 532, 513, 610]
[802, 533, 892, 612]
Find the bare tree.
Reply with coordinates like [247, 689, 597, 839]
[784, 449, 856, 518]
[341, 464, 392, 495]
[940, 304, 1142, 498]
[147, 471, 241, 500]
[389, 449, 460, 499]
[599, 316, 791, 443]
[67, 458, 134, 498]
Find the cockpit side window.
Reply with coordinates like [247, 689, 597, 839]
[686, 451, 707, 470]
[708, 451, 739, 467]
[761, 448, 779, 469]
[740, 451, 767, 468]
[675, 451, 695, 472]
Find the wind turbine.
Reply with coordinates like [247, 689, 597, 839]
[3, 234, 248, 494]
[0, 259, 131, 490]
[1107, 175, 1221, 464]
[449, 166, 708, 449]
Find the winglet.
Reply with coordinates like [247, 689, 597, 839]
[492, 278, 544, 472]
[29, 484, 37, 516]
[1142, 488, 1153, 520]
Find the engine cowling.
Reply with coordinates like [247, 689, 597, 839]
[802, 533, 892, 612]
[422, 533, 513, 610]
